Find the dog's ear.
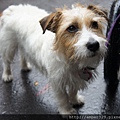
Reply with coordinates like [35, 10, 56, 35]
[87, 5, 108, 20]
[40, 12, 62, 34]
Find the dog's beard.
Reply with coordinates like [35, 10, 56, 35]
[70, 51, 104, 71]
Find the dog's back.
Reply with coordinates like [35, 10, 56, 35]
[0, 4, 55, 81]
[0, 4, 48, 39]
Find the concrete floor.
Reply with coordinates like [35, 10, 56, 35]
[0, 0, 120, 119]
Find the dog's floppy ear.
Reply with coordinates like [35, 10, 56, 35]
[40, 12, 62, 34]
[87, 5, 108, 20]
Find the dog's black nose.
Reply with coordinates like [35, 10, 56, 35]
[86, 38, 99, 52]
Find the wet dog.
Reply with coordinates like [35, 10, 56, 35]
[104, 0, 120, 86]
[0, 4, 107, 114]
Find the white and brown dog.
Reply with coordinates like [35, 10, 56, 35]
[0, 4, 107, 114]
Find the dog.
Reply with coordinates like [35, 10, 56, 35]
[0, 3, 108, 114]
[104, 0, 120, 86]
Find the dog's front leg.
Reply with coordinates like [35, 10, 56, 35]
[51, 81, 77, 114]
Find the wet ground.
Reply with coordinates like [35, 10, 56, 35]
[0, 0, 120, 119]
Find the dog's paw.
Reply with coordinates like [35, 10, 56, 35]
[76, 94, 85, 105]
[70, 94, 85, 106]
[21, 62, 32, 72]
[2, 73, 13, 82]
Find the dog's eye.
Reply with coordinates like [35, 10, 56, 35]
[67, 25, 78, 33]
[91, 21, 98, 29]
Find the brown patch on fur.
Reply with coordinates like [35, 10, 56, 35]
[54, 31, 79, 62]
[40, 11, 62, 34]
[39, 6, 69, 34]
[0, 13, 2, 17]
[85, 17, 104, 35]
[93, 22, 105, 37]
[53, 17, 81, 62]
[83, 10, 107, 38]
[40, 8, 79, 62]
[40, 12, 56, 34]
[87, 5, 108, 21]
[40, 7, 80, 62]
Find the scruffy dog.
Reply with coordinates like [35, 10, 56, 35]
[104, 0, 120, 86]
[0, 4, 107, 114]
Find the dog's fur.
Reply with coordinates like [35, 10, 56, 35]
[104, 0, 120, 86]
[0, 4, 107, 114]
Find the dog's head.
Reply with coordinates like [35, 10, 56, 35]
[40, 3, 108, 69]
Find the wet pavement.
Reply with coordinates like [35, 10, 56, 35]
[0, 0, 120, 119]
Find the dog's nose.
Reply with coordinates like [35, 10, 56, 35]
[86, 38, 99, 52]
